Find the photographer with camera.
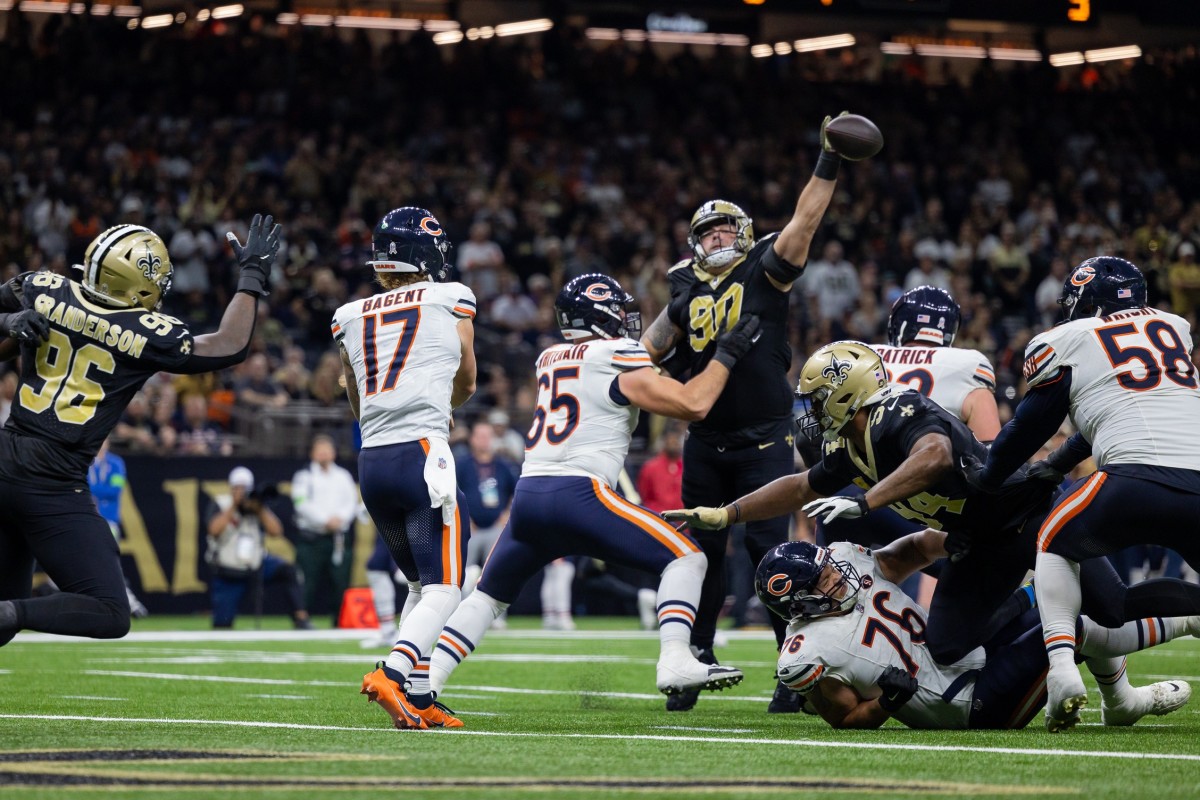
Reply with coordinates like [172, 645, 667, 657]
[205, 466, 312, 630]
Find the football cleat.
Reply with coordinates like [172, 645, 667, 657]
[665, 647, 715, 711]
[767, 680, 802, 714]
[1044, 665, 1088, 733]
[361, 664, 428, 730]
[1101, 680, 1192, 726]
[657, 654, 744, 696]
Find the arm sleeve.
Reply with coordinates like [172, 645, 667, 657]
[1046, 430, 1092, 474]
[808, 460, 848, 496]
[980, 368, 1074, 489]
[0, 274, 30, 312]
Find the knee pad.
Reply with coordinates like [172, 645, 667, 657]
[662, 551, 708, 582]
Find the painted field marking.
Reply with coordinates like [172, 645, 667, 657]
[243, 694, 314, 700]
[652, 725, 759, 733]
[3, 714, 1200, 762]
[59, 696, 127, 702]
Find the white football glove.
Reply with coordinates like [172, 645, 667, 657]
[661, 506, 730, 531]
[423, 438, 458, 526]
[802, 495, 870, 524]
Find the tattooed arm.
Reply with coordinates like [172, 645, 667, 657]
[640, 308, 683, 366]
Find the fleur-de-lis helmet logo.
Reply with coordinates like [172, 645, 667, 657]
[821, 355, 852, 387]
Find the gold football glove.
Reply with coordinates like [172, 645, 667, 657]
[661, 506, 730, 531]
[820, 110, 850, 154]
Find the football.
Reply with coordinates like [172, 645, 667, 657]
[824, 114, 884, 161]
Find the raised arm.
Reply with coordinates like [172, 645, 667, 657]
[179, 214, 281, 374]
[872, 528, 948, 585]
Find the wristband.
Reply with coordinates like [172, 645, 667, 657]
[814, 150, 841, 181]
[729, 501, 743, 524]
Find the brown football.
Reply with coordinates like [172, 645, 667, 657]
[824, 114, 884, 161]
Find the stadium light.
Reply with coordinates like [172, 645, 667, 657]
[495, 18, 553, 37]
[914, 43, 987, 59]
[335, 16, 422, 30]
[1084, 45, 1141, 63]
[141, 13, 173, 28]
[212, 4, 243, 20]
[1049, 51, 1086, 67]
[433, 30, 465, 45]
[18, 1, 68, 13]
[880, 42, 913, 55]
[750, 44, 774, 58]
[792, 33, 855, 53]
[988, 47, 1042, 62]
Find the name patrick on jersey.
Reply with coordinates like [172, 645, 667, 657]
[874, 347, 936, 366]
[33, 295, 148, 357]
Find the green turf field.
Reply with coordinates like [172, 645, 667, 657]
[3, 616, 1199, 799]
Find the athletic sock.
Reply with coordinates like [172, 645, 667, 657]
[1079, 616, 1188, 656]
[428, 590, 508, 696]
[657, 552, 707, 660]
[383, 583, 460, 681]
[1035, 552, 1082, 672]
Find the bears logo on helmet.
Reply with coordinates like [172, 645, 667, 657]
[1070, 265, 1096, 286]
[766, 573, 794, 597]
[1058, 256, 1146, 321]
[368, 207, 452, 281]
[555, 273, 640, 342]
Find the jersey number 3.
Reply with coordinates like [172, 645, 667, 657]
[362, 308, 420, 395]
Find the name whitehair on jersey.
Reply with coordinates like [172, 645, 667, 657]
[537, 344, 590, 369]
[32, 295, 148, 358]
[361, 287, 427, 313]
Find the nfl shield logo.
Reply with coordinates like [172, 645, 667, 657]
[438, 458, 447, 469]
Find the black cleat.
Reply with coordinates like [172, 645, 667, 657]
[767, 680, 801, 713]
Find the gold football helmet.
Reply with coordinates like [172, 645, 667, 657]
[688, 200, 755, 272]
[796, 341, 890, 444]
[80, 224, 173, 311]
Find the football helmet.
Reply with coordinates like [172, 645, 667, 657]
[754, 541, 863, 621]
[367, 207, 452, 281]
[555, 273, 641, 342]
[795, 341, 890, 444]
[1058, 256, 1147, 321]
[886, 285, 961, 347]
[79, 224, 173, 311]
[687, 200, 755, 272]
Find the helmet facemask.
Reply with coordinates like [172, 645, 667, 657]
[688, 201, 755, 273]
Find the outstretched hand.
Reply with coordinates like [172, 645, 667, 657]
[662, 506, 730, 531]
[227, 213, 282, 297]
[820, 110, 850, 154]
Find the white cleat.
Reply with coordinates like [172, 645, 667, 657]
[656, 656, 744, 695]
[637, 589, 658, 631]
[1045, 665, 1088, 733]
[1102, 680, 1192, 726]
[1185, 616, 1200, 638]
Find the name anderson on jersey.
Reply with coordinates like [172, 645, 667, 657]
[32, 294, 148, 358]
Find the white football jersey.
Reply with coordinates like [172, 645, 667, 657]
[872, 344, 996, 422]
[332, 281, 476, 448]
[1023, 308, 1200, 470]
[520, 338, 652, 488]
[776, 542, 983, 730]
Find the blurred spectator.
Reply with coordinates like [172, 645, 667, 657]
[636, 422, 685, 515]
[176, 393, 230, 456]
[1169, 242, 1200, 321]
[457, 220, 505, 298]
[112, 391, 165, 453]
[234, 353, 288, 411]
[801, 240, 859, 322]
[291, 435, 359, 626]
[274, 346, 313, 401]
[904, 241, 952, 292]
[205, 467, 311, 630]
[486, 408, 527, 464]
[456, 421, 518, 612]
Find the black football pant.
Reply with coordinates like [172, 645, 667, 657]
[682, 420, 795, 651]
[0, 479, 130, 646]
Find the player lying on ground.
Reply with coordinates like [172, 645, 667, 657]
[362, 273, 757, 729]
[758, 534, 1193, 730]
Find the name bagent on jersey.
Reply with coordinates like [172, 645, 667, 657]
[32, 294, 149, 358]
[361, 287, 428, 313]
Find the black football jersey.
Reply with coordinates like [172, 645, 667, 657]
[1, 272, 194, 484]
[807, 390, 1039, 533]
[666, 234, 793, 439]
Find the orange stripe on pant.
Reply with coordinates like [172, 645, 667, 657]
[1037, 471, 1108, 552]
[592, 480, 695, 558]
[441, 503, 462, 586]
[1007, 667, 1049, 729]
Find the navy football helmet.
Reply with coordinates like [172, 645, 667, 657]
[886, 285, 960, 347]
[555, 273, 641, 342]
[1059, 256, 1147, 321]
[367, 207, 452, 281]
[754, 541, 863, 622]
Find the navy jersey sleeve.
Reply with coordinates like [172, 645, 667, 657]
[134, 312, 196, 372]
[875, 393, 952, 457]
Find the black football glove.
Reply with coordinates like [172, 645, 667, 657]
[943, 529, 973, 563]
[227, 213, 282, 297]
[876, 666, 918, 713]
[712, 314, 762, 370]
[959, 453, 998, 494]
[1026, 459, 1065, 485]
[1, 309, 51, 343]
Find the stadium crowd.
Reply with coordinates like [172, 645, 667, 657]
[1, 14, 1199, 462]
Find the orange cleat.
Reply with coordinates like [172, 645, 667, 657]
[361, 666, 428, 730]
[416, 699, 464, 729]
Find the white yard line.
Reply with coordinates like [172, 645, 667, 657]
[11, 628, 780, 644]
[3, 713, 1200, 762]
